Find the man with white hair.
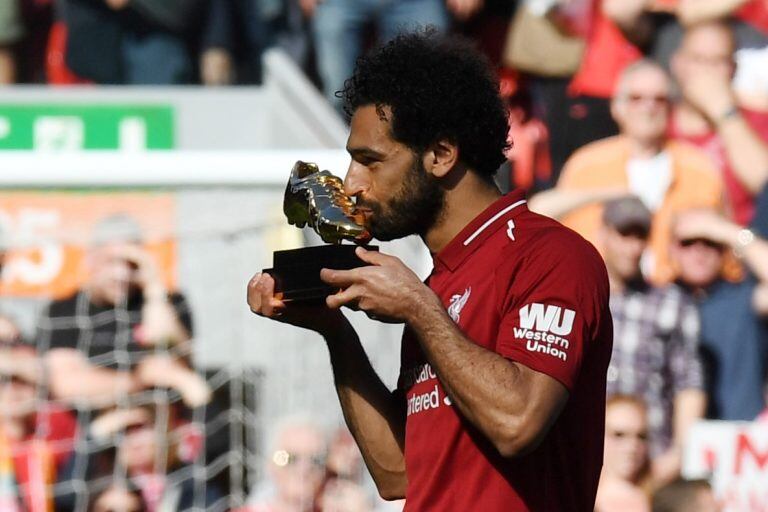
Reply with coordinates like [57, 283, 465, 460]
[248, 416, 329, 512]
[537, 59, 724, 285]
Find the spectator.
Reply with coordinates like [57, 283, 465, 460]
[248, 416, 328, 512]
[501, 0, 592, 179]
[319, 428, 373, 512]
[669, 20, 768, 225]
[671, 207, 768, 420]
[61, 403, 220, 510]
[302, 0, 458, 111]
[55, 0, 234, 85]
[599, 196, 705, 483]
[652, 479, 720, 512]
[595, 395, 651, 512]
[37, 213, 207, 409]
[0, 315, 77, 512]
[534, 59, 723, 285]
[36, 213, 209, 509]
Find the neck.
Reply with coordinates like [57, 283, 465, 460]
[423, 172, 502, 254]
[627, 136, 663, 159]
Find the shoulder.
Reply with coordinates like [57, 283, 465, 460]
[495, 210, 608, 288]
[667, 141, 720, 177]
[562, 136, 627, 172]
[43, 292, 81, 317]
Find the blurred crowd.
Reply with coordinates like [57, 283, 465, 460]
[2, 0, 768, 511]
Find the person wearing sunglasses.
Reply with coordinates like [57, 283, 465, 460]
[247, 416, 329, 512]
[671, 208, 768, 422]
[600, 196, 705, 486]
[595, 395, 652, 512]
[540, 58, 724, 286]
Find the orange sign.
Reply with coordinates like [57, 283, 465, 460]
[0, 193, 176, 299]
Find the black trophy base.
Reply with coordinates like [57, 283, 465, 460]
[263, 244, 378, 301]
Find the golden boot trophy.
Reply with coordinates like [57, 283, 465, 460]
[263, 161, 378, 301]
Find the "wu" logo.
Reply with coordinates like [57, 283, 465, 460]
[518, 303, 575, 335]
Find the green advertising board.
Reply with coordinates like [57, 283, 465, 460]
[0, 105, 174, 150]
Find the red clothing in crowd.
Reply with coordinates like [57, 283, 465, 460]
[399, 191, 613, 511]
[569, 2, 642, 98]
[669, 108, 768, 225]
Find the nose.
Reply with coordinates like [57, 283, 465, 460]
[344, 160, 369, 197]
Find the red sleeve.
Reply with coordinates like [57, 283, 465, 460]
[495, 228, 609, 391]
[743, 109, 768, 142]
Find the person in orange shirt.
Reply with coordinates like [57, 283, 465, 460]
[530, 58, 723, 285]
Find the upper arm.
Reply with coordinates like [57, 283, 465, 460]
[492, 229, 611, 452]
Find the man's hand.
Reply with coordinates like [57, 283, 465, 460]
[247, 272, 350, 335]
[680, 69, 737, 125]
[321, 247, 439, 323]
[674, 209, 737, 245]
[117, 245, 165, 297]
[90, 407, 152, 440]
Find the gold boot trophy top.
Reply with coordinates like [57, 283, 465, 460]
[283, 161, 372, 245]
[263, 161, 378, 301]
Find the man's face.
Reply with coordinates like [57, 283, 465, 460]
[671, 237, 723, 288]
[603, 402, 648, 482]
[601, 226, 648, 283]
[270, 425, 327, 511]
[87, 241, 140, 305]
[118, 422, 159, 473]
[344, 105, 444, 241]
[612, 66, 671, 143]
[673, 25, 735, 86]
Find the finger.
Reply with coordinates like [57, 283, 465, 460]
[355, 246, 393, 266]
[326, 284, 362, 309]
[320, 267, 360, 287]
[260, 274, 277, 316]
[247, 273, 263, 311]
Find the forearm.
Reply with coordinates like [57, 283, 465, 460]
[49, 367, 139, 407]
[676, 0, 749, 26]
[325, 324, 407, 499]
[672, 389, 705, 448]
[602, 0, 653, 46]
[529, 188, 624, 220]
[717, 114, 768, 194]
[718, 223, 768, 283]
[408, 300, 553, 457]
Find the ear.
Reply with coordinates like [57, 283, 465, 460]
[422, 139, 459, 179]
[609, 97, 621, 125]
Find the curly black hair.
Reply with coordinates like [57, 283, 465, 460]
[340, 29, 510, 178]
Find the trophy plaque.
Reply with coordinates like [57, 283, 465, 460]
[263, 161, 378, 301]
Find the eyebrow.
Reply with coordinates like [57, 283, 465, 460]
[346, 147, 387, 160]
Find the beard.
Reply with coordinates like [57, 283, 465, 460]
[358, 155, 445, 241]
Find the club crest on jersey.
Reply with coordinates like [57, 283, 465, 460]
[447, 287, 471, 323]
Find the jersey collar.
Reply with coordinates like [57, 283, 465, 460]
[434, 190, 528, 272]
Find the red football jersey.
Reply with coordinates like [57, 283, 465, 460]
[398, 190, 613, 511]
